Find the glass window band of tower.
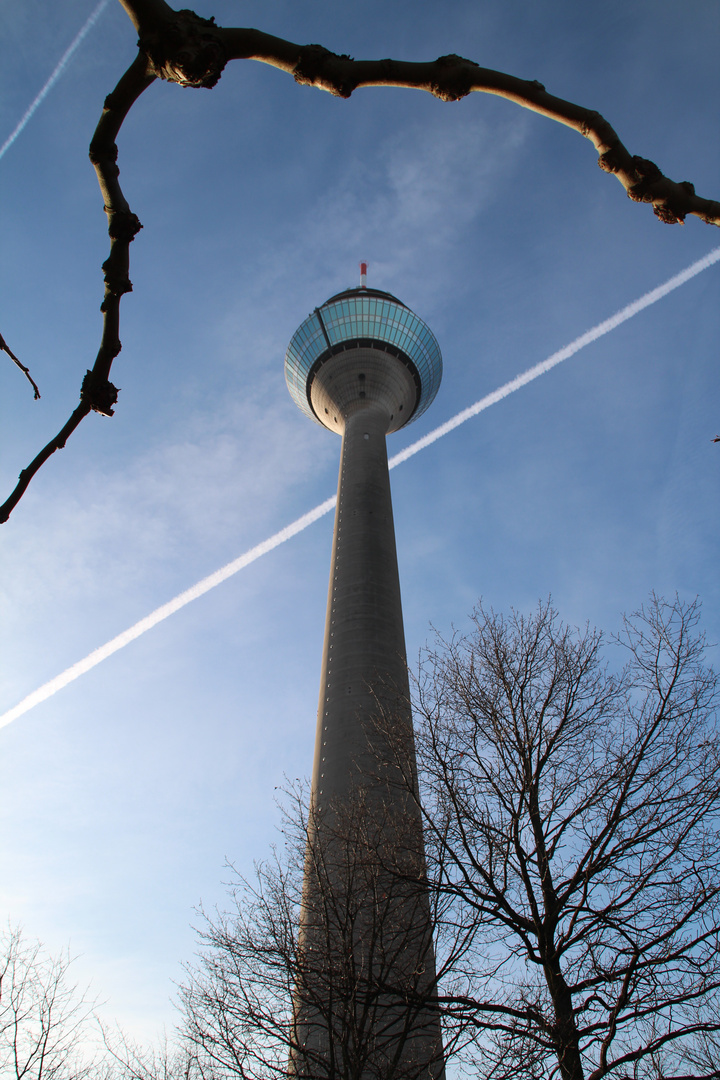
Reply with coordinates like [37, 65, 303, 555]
[285, 290, 442, 427]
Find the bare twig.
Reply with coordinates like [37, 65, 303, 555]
[0, 332, 40, 400]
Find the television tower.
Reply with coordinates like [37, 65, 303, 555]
[285, 266, 445, 1079]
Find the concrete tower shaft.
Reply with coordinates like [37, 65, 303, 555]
[285, 284, 444, 1080]
[312, 397, 411, 810]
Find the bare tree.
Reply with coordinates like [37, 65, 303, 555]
[174, 596, 720, 1079]
[98, 1027, 208, 1080]
[408, 594, 720, 1080]
[180, 786, 466, 1080]
[0, 925, 96, 1079]
[2, 0, 719, 523]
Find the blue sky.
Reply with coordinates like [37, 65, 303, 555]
[1, 0, 718, 1046]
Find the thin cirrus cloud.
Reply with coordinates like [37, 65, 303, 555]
[2, 244, 717, 731]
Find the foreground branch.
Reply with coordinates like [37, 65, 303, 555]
[130, 5, 720, 225]
[229, 34, 720, 226]
[0, 332, 40, 400]
[0, 54, 155, 524]
[2, 1, 717, 522]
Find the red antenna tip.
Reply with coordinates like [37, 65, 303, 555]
[360, 261, 368, 287]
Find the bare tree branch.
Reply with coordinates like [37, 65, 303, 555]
[0, 332, 40, 400]
[3, 0, 718, 522]
[0, 52, 154, 525]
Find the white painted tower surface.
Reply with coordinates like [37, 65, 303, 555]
[285, 270, 444, 1080]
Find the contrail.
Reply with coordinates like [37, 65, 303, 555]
[389, 245, 720, 468]
[0, 497, 336, 729]
[0, 0, 110, 162]
[1, 247, 718, 729]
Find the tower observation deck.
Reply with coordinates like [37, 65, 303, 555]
[285, 284, 442, 434]
[285, 278, 444, 1080]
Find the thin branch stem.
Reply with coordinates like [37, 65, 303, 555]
[0, 332, 40, 400]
